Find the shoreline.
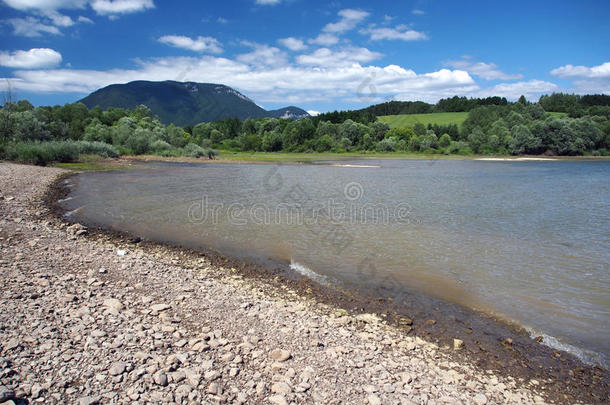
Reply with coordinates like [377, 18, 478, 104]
[1, 162, 608, 404]
[122, 153, 610, 166]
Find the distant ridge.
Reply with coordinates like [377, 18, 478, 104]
[78, 80, 309, 126]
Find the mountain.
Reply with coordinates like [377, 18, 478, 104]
[267, 106, 311, 120]
[78, 80, 309, 126]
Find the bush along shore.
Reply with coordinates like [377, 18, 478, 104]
[1, 163, 609, 404]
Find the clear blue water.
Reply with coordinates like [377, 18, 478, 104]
[62, 159, 610, 367]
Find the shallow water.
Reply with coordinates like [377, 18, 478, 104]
[62, 159, 610, 367]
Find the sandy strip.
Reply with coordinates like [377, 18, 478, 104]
[329, 164, 382, 168]
[0, 162, 604, 404]
[475, 157, 558, 161]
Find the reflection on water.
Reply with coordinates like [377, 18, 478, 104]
[62, 159, 610, 367]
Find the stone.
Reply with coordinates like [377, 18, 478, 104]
[0, 387, 15, 402]
[207, 382, 219, 395]
[183, 368, 201, 387]
[153, 371, 168, 386]
[103, 298, 124, 312]
[453, 339, 464, 350]
[204, 370, 220, 381]
[150, 304, 171, 312]
[30, 383, 43, 399]
[109, 362, 126, 376]
[269, 349, 291, 362]
[268, 395, 288, 405]
[356, 313, 381, 324]
[271, 382, 292, 395]
[78, 396, 101, 405]
[473, 393, 488, 405]
[3, 338, 20, 351]
[368, 394, 382, 405]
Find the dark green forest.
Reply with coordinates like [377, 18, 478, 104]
[1, 93, 609, 165]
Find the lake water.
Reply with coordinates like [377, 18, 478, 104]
[61, 159, 610, 367]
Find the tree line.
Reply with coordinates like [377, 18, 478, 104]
[1, 92, 609, 165]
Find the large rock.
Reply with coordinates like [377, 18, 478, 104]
[269, 349, 291, 362]
[103, 298, 124, 312]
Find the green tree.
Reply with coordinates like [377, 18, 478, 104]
[468, 127, 489, 153]
[261, 130, 283, 152]
[509, 124, 540, 155]
[438, 133, 451, 148]
[413, 122, 427, 136]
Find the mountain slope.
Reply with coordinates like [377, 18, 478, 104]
[78, 81, 309, 126]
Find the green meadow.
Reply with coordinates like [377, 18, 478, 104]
[378, 112, 469, 129]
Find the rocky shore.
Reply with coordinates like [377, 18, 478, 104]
[0, 162, 606, 404]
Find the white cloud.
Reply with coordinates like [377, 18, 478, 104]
[237, 42, 288, 68]
[412, 9, 425, 15]
[550, 62, 610, 78]
[6, 17, 62, 37]
[278, 37, 307, 51]
[255, 0, 282, 4]
[43, 10, 75, 27]
[158, 35, 223, 54]
[78, 15, 94, 23]
[0, 53, 478, 104]
[308, 33, 339, 46]
[323, 9, 369, 33]
[306, 110, 320, 116]
[446, 59, 523, 81]
[2, 0, 87, 10]
[90, 0, 154, 15]
[550, 62, 610, 95]
[474, 80, 559, 101]
[0, 48, 62, 69]
[361, 25, 428, 41]
[216, 17, 228, 24]
[296, 47, 383, 68]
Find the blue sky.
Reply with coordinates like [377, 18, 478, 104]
[0, 0, 608, 114]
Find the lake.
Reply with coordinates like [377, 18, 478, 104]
[60, 159, 610, 368]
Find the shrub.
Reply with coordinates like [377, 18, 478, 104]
[124, 130, 151, 155]
[9, 141, 79, 165]
[150, 140, 172, 152]
[204, 148, 218, 159]
[75, 141, 119, 158]
[183, 143, 206, 157]
[376, 137, 397, 152]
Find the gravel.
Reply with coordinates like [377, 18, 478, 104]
[0, 162, 556, 404]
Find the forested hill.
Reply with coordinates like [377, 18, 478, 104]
[79, 81, 309, 126]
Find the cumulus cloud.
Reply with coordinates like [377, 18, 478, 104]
[1, 53, 480, 106]
[550, 62, 610, 94]
[361, 25, 428, 41]
[550, 62, 610, 78]
[43, 10, 75, 27]
[2, 0, 154, 15]
[445, 59, 523, 81]
[5, 17, 62, 37]
[0, 48, 63, 69]
[278, 37, 307, 51]
[90, 0, 154, 15]
[412, 9, 425, 15]
[78, 15, 94, 23]
[323, 9, 369, 33]
[474, 80, 559, 101]
[255, 0, 282, 4]
[2, 0, 88, 10]
[296, 47, 383, 68]
[308, 33, 339, 46]
[158, 35, 223, 54]
[237, 42, 288, 68]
